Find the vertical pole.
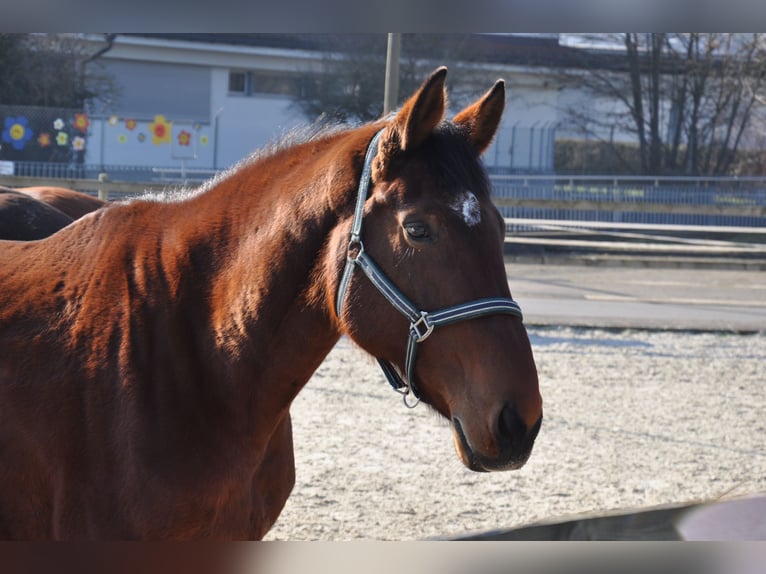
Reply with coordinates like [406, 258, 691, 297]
[100, 118, 106, 173]
[97, 172, 109, 201]
[383, 33, 401, 116]
[213, 107, 224, 171]
[510, 125, 517, 168]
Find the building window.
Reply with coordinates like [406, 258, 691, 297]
[250, 72, 298, 96]
[227, 70, 318, 99]
[228, 71, 248, 95]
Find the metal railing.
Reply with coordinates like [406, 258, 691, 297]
[151, 167, 219, 183]
[10, 162, 219, 185]
[2, 169, 765, 257]
[490, 174, 766, 229]
[488, 175, 766, 257]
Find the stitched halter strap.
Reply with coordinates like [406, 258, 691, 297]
[336, 129, 524, 408]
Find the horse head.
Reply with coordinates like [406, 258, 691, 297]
[334, 68, 542, 472]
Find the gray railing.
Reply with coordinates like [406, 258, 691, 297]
[490, 174, 766, 229]
[489, 175, 766, 257]
[3, 167, 765, 257]
[10, 162, 219, 184]
[151, 167, 219, 183]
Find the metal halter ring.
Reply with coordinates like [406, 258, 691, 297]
[409, 312, 435, 343]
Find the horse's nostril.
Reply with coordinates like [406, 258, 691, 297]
[497, 403, 526, 448]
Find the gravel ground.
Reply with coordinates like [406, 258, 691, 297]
[264, 327, 766, 540]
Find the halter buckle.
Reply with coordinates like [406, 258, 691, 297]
[410, 312, 435, 343]
[347, 237, 364, 262]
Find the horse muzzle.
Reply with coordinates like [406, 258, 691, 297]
[452, 408, 542, 472]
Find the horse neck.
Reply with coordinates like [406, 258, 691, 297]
[180, 125, 377, 414]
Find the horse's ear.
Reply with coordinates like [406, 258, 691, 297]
[453, 79, 505, 154]
[380, 66, 447, 155]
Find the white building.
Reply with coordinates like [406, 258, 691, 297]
[8, 34, 761, 180]
[79, 33, 588, 178]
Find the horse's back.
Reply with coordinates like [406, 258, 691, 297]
[17, 186, 106, 220]
[0, 188, 74, 240]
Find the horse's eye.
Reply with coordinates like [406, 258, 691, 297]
[404, 221, 430, 240]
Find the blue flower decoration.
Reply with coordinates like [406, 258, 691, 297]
[2, 116, 34, 151]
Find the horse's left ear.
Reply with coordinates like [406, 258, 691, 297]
[453, 79, 506, 154]
[377, 67, 447, 161]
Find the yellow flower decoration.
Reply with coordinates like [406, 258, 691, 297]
[148, 114, 172, 145]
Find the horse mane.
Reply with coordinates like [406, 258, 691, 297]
[124, 115, 489, 208]
[129, 120, 351, 205]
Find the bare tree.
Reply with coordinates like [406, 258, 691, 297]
[290, 34, 501, 124]
[290, 35, 388, 124]
[0, 33, 118, 109]
[559, 33, 766, 175]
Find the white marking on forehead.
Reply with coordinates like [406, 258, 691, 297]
[450, 191, 481, 227]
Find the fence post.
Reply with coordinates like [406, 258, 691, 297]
[98, 173, 109, 201]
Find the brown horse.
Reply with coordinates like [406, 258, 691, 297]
[16, 186, 107, 220]
[0, 186, 105, 241]
[0, 67, 542, 540]
[0, 187, 74, 240]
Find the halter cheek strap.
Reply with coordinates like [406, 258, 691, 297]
[336, 129, 524, 408]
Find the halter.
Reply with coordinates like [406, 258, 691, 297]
[336, 129, 524, 408]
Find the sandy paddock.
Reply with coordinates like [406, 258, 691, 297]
[264, 327, 766, 540]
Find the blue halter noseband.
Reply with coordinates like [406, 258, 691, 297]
[336, 129, 524, 408]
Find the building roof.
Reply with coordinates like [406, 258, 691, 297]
[125, 33, 622, 71]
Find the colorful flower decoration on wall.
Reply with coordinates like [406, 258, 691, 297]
[73, 113, 90, 133]
[2, 117, 34, 151]
[200, 135, 209, 146]
[149, 115, 171, 145]
[108, 115, 119, 126]
[37, 133, 52, 148]
[53, 118, 65, 131]
[118, 134, 127, 144]
[56, 132, 69, 146]
[125, 119, 137, 131]
[72, 136, 86, 152]
[137, 133, 146, 143]
[177, 130, 192, 147]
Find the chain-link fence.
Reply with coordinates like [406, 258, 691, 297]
[0, 105, 89, 166]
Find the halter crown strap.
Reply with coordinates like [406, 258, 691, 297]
[336, 129, 384, 320]
[336, 128, 524, 408]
